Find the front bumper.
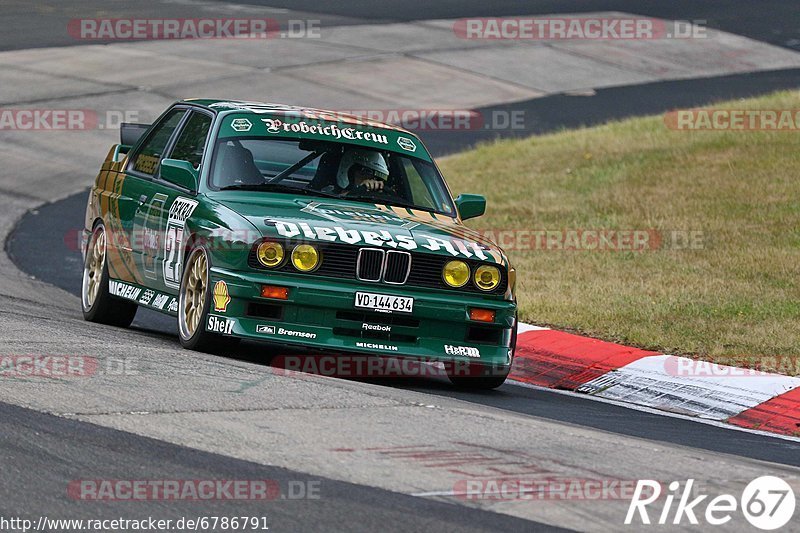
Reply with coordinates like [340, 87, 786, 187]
[208, 267, 516, 367]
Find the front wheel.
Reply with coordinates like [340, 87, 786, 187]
[178, 246, 238, 353]
[81, 223, 137, 327]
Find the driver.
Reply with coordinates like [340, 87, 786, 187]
[335, 149, 390, 194]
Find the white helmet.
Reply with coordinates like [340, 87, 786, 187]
[336, 149, 389, 189]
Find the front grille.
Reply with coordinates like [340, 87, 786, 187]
[249, 240, 506, 294]
[384, 251, 411, 284]
[357, 248, 383, 282]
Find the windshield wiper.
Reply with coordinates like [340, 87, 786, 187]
[218, 183, 339, 199]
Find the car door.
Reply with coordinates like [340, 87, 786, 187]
[134, 109, 213, 297]
[105, 107, 186, 285]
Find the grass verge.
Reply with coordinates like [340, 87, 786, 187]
[439, 90, 800, 372]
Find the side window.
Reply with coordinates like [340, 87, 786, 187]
[169, 112, 213, 169]
[130, 109, 186, 176]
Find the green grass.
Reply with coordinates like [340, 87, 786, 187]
[439, 90, 800, 371]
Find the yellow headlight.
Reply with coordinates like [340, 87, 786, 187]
[443, 260, 470, 288]
[257, 241, 284, 268]
[291, 244, 320, 272]
[474, 265, 500, 291]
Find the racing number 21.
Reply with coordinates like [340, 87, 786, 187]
[163, 224, 181, 286]
[163, 197, 198, 288]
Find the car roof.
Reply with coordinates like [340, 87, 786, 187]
[181, 98, 417, 137]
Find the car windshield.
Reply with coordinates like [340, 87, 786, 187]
[208, 137, 457, 216]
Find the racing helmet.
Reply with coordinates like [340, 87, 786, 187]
[336, 149, 389, 189]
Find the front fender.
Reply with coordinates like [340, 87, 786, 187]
[184, 196, 260, 272]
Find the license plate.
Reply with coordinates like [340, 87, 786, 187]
[355, 292, 414, 314]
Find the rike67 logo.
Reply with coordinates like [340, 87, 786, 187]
[626, 477, 796, 530]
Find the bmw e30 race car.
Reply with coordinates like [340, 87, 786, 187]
[81, 99, 517, 389]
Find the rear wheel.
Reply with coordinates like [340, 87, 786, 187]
[81, 223, 138, 327]
[178, 246, 238, 353]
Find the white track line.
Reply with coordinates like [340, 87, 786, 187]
[505, 379, 800, 443]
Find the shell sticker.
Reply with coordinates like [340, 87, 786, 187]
[212, 280, 231, 313]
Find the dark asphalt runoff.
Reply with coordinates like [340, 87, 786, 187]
[0, 401, 565, 532]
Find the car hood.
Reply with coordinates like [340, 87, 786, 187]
[214, 194, 508, 266]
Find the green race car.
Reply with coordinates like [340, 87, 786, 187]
[82, 99, 517, 389]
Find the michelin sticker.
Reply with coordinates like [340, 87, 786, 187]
[231, 118, 253, 132]
[397, 137, 417, 152]
[163, 197, 198, 289]
[109, 280, 142, 301]
[109, 280, 180, 316]
[356, 342, 399, 352]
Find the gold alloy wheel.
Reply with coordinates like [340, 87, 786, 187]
[82, 226, 106, 310]
[180, 250, 208, 338]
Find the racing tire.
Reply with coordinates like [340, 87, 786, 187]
[178, 246, 238, 353]
[81, 222, 138, 327]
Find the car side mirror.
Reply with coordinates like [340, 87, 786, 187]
[161, 159, 198, 192]
[455, 194, 486, 220]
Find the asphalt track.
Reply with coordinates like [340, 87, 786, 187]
[3, 1, 800, 531]
[3, 0, 799, 52]
[7, 190, 800, 469]
[229, 0, 800, 52]
[1, 402, 559, 532]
